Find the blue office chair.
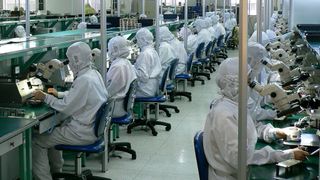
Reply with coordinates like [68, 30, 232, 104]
[53, 101, 114, 180]
[194, 131, 209, 180]
[159, 58, 180, 117]
[174, 53, 193, 99]
[192, 42, 206, 85]
[127, 66, 171, 136]
[214, 34, 228, 60]
[194, 42, 211, 80]
[110, 80, 137, 160]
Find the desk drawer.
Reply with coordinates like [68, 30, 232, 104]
[0, 134, 23, 156]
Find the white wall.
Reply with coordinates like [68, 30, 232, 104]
[46, 0, 82, 15]
[291, 0, 320, 29]
[0, 0, 3, 9]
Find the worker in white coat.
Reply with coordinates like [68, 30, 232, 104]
[179, 26, 198, 55]
[248, 42, 288, 143]
[77, 22, 87, 29]
[106, 36, 137, 117]
[160, 26, 188, 74]
[224, 12, 234, 32]
[194, 18, 211, 47]
[230, 12, 237, 27]
[134, 28, 162, 97]
[205, 17, 216, 41]
[32, 42, 108, 180]
[159, 26, 178, 79]
[249, 30, 270, 46]
[14, 25, 26, 37]
[211, 15, 226, 42]
[203, 57, 309, 180]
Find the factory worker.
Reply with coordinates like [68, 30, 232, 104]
[89, 15, 98, 24]
[134, 28, 162, 97]
[230, 12, 237, 27]
[14, 25, 26, 38]
[77, 22, 87, 29]
[179, 26, 198, 55]
[249, 30, 270, 46]
[194, 18, 211, 47]
[248, 42, 287, 143]
[106, 36, 137, 117]
[203, 57, 309, 180]
[160, 26, 188, 74]
[224, 12, 234, 32]
[205, 17, 216, 41]
[211, 15, 226, 40]
[32, 42, 108, 180]
[159, 26, 177, 79]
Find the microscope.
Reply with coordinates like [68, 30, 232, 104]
[248, 81, 301, 117]
[295, 97, 320, 129]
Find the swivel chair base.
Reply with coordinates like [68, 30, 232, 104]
[52, 170, 111, 180]
[127, 119, 171, 136]
[188, 77, 205, 86]
[109, 142, 136, 160]
[168, 91, 192, 102]
[194, 72, 211, 80]
[159, 104, 180, 117]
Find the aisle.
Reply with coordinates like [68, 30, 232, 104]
[89, 50, 239, 180]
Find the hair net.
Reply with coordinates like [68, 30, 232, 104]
[139, 14, 147, 19]
[15, 25, 26, 37]
[77, 22, 87, 29]
[135, 28, 154, 48]
[89, 15, 98, 24]
[230, 12, 235, 18]
[159, 26, 175, 42]
[194, 19, 205, 32]
[249, 31, 271, 46]
[205, 17, 213, 27]
[266, 29, 277, 41]
[107, 36, 130, 60]
[211, 15, 219, 25]
[179, 27, 192, 40]
[248, 41, 269, 79]
[66, 42, 93, 75]
[216, 58, 242, 102]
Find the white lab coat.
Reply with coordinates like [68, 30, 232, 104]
[134, 45, 162, 97]
[213, 23, 226, 39]
[187, 34, 198, 54]
[106, 58, 137, 117]
[203, 97, 294, 180]
[224, 19, 234, 32]
[207, 26, 217, 41]
[33, 67, 108, 180]
[197, 28, 212, 47]
[159, 41, 176, 78]
[169, 38, 188, 74]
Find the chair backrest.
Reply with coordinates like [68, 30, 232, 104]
[217, 35, 225, 47]
[225, 32, 231, 42]
[123, 80, 137, 113]
[205, 41, 213, 57]
[168, 58, 179, 81]
[159, 66, 170, 93]
[194, 131, 209, 180]
[195, 42, 205, 59]
[186, 53, 194, 73]
[94, 100, 114, 138]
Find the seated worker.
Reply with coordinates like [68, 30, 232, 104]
[89, 15, 98, 24]
[106, 36, 137, 117]
[32, 42, 108, 180]
[203, 57, 309, 180]
[194, 18, 211, 47]
[134, 28, 162, 97]
[77, 22, 87, 29]
[14, 25, 26, 38]
[159, 27, 177, 79]
[179, 26, 198, 55]
[205, 17, 216, 41]
[160, 26, 188, 74]
[248, 42, 287, 143]
[211, 15, 226, 41]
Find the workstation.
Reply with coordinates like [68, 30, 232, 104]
[0, 0, 319, 180]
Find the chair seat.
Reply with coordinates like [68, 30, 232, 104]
[55, 139, 104, 153]
[112, 113, 133, 125]
[175, 73, 192, 79]
[213, 48, 221, 53]
[193, 61, 202, 65]
[198, 58, 209, 63]
[135, 95, 166, 103]
[166, 84, 175, 91]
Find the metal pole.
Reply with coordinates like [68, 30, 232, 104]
[142, 0, 145, 14]
[174, 0, 177, 13]
[202, 0, 205, 17]
[101, 0, 107, 83]
[288, 0, 292, 30]
[223, 0, 226, 23]
[270, 0, 274, 19]
[264, 0, 269, 31]
[238, 0, 248, 178]
[117, 0, 120, 17]
[82, 0, 85, 22]
[257, 0, 262, 44]
[25, 0, 30, 37]
[215, 0, 217, 12]
[184, 0, 188, 50]
[156, 0, 160, 53]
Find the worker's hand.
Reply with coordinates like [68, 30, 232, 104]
[33, 90, 46, 101]
[292, 148, 309, 161]
[47, 88, 58, 97]
[275, 129, 287, 139]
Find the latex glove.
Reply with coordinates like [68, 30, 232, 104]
[33, 90, 46, 101]
[47, 88, 58, 97]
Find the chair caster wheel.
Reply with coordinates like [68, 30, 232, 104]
[167, 113, 171, 117]
[152, 131, 158, 136]
[165, 125, 171, 131]
[132, 154, 137, 160]
[127, 129, 131, 134]
[201, 82, 205, 85]
[175, 109, 180, 113]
